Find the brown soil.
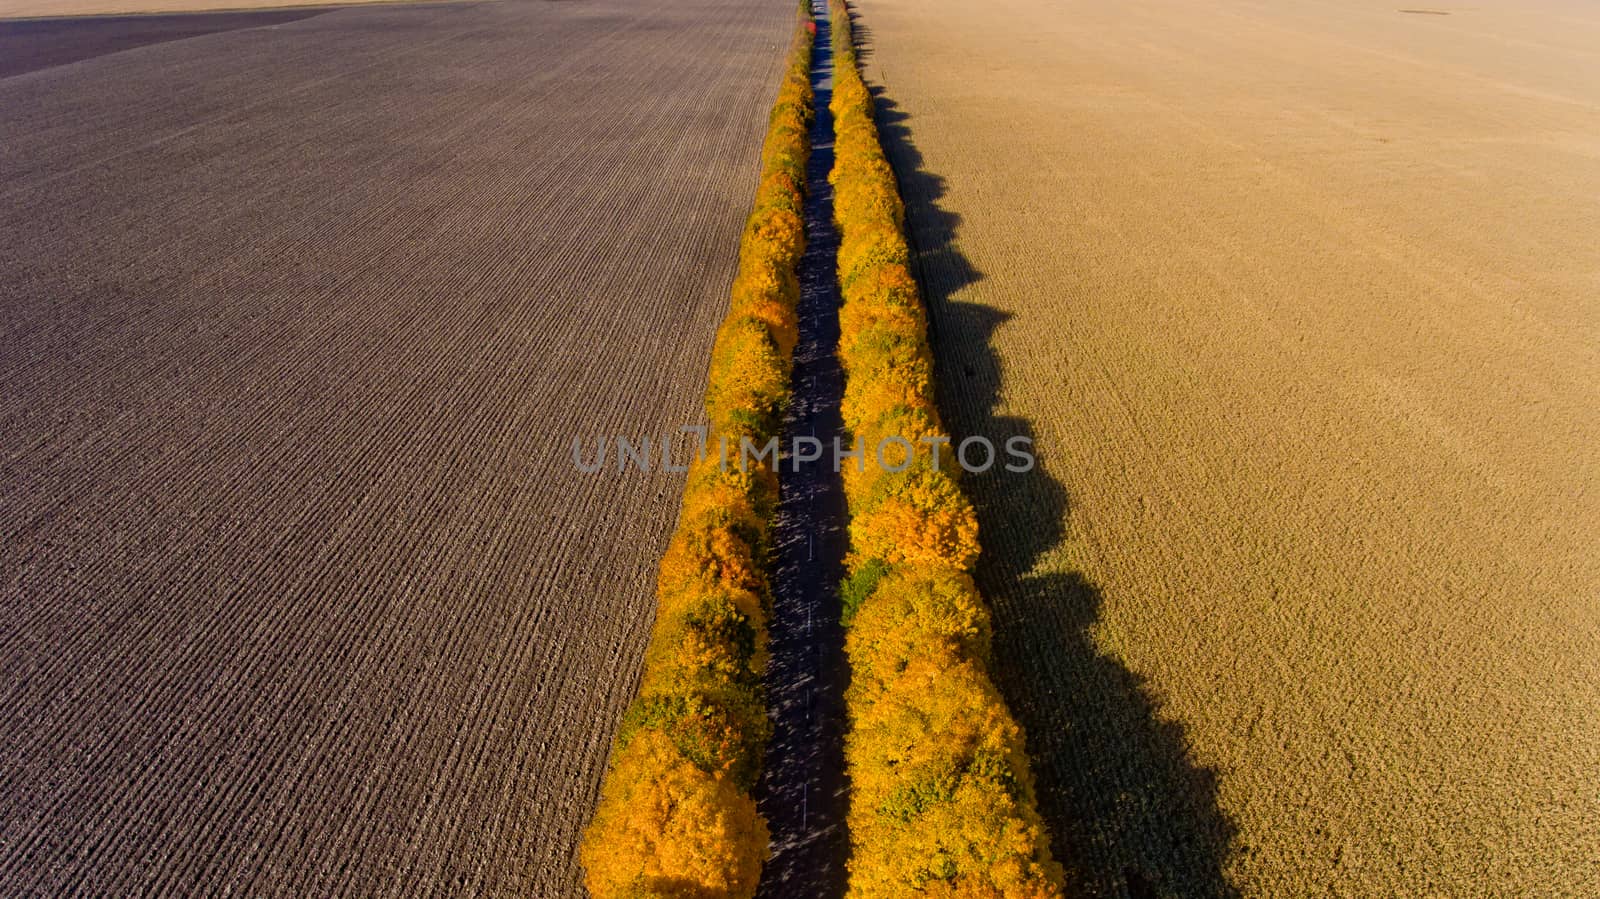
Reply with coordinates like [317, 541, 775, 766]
[0, 0, 795, 894]
[858, 0, 1600, 894]
[0, 9, 338, 79]
[2, 0, 411, 21]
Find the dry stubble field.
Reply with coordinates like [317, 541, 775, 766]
[0, 0, 795, 893]
[859, 0, 1600, 894]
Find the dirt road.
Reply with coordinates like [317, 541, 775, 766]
[0, 0, 793, 894]
[753, 3, 850, 894]
[857, 0, 1600, 894]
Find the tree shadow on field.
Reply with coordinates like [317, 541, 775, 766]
[871, 86, 1242, 899]
[840, 2, 874, 65]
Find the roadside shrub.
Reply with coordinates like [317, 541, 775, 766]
[657, 491, 767, 602]
[849, 467, 980, 570]
[838, 221, 912, 289]
[582, 8, 815, 897]
[838, 556, 890, 626]
[754, 170, 803, 215]
[744, 206, 806, 272]
[828, 2, 1066, 895]
[580, 729, 769, 898]
[843, 575, 1057, 896]
[616, 687, 769, 790]
[838, 406, 945, 507]
[672, 453, 779, 552]
[845, 567, 991, 705]
[644, 585, 768, 690]
[839, 261, 915, 318]
[841, 355, 935, 429]
[705, 314, 790, 440]
[846, 656, 1060, 896]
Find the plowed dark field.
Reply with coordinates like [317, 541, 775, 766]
[0, 0, 794, 894]
[0, 9, 333, 79]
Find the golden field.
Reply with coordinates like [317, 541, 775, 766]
[856, 0, 1600, 894]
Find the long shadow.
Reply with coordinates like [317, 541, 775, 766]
[840, 5, 873, 65]
[870, 86, 1241, 899]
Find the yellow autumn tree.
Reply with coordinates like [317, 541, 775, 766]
[827, 1, 1067, 895]
[581, 730, 769, 898]
[581, 6, 815, 896]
